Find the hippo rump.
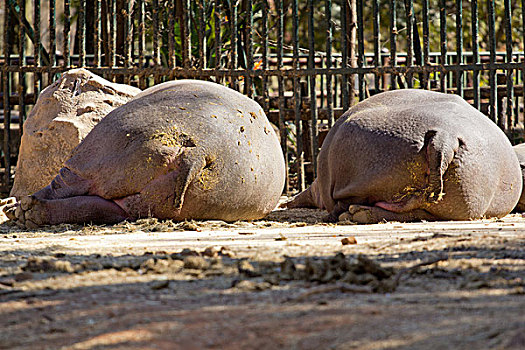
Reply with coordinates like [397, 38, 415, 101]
[512, 143, 525, 212]
[285, 89, 522, 223]
[6, 80, 285, 227]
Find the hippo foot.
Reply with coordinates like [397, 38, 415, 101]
[3, 196, 46, 229]
[339, 205, 376, 224]
[339, 204, 439, 224]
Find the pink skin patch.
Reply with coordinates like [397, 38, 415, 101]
[375, 201, 405, 213]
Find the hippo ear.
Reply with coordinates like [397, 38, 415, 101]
[423, 129, 460, 203]
[171, 151, 206, 211]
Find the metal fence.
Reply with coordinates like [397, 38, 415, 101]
[1, 0, 524, 195]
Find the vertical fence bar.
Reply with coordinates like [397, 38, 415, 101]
[487, 0, 497, 123]
[341, 0, 349, 109]
[422, 0, 430, 89]
[405, 0, 414, 88]
[34, 0, 41, 97]
[94, 0, 101, 67]
[277, 0, 288, 193]
[292, 0, 304, 191]
[199, 0, 206, 70]
[373, 0, 381, 94]
[349, 0, 357, 103]
[455, 0, 463, 97]
[168, 0, 175, 69]
[230, 0, 237, 89]
[124, 0, 132, 82]
[110, 0, 117, 68]
[261, 0, 269, 111]
[152, 0, 160, 83]
[64, 0, 71, 67]
[308, 0, 318, 176]
[504, 0, 514, 129]
[439, 0, 447, 92]
[3, 0, 12, 188]
[138, 0, 145, 88]
[514, 60, 520, 127]
[49, 0, 56, 81]
[183, 0, 191, 69]
[326, 0, 334, 127]
[390, 0, 397, 89]
[245, 0, 253, 96]
[17, 0, 26, 131]
[471, 0, 480, 110]
[214, 0, 221, 83]
[79, 0, 86, 67]
[357, 0, 365, 100]
[200, 0, 208, 68]
[522, 0, 525, 133]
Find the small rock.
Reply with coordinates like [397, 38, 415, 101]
[150, 279, 170, 290]
[275, 234, 287, 241]
[171, 248, 200, 260]
[0, 278, 15, 286]
[13, 272, 33, 282]
[80, 260, 104, 271]
[23, 257, 74, 273]
[341, 236, 357, 245]
[219, 247, 235, 258]
[234, 280, 271, 291]
[183, 256, 209, 270]
[179, 221, 200, 231]
[238, 260, 260, 277]
[202, 247, 218, 258]
[356, 255, 393, 279]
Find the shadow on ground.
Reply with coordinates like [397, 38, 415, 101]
[1, 237, 524, 350]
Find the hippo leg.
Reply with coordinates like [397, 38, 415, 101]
[283, 179, 324, 209]
[341, 204, 438, 224]
[5, 167, 128, 228]
[14, 195, 129, 228]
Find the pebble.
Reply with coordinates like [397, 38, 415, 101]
[202, 247, 218, 258]
[150, 279, 170, 290]
[183, 256, 209, 270]
[341, 236, 357, 245]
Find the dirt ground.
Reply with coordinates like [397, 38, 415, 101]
[0, 203, 524, 350]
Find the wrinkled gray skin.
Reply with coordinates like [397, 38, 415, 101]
[286, 89, 522, 224]
[7, 80, 285, 227]
[512, 143, 525, 212]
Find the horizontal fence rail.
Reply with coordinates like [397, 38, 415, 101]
[1, 0, 525, 195]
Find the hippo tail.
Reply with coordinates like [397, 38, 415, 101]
[171, 151, 208, 211]
[281, 179, 325, 209]
[424, 129, 462, 204]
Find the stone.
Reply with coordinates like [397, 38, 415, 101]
[10, 68, 141, 198]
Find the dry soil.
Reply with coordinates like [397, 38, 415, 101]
[0, 204, 524, 350]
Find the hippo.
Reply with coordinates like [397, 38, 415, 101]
[512, 143, 525, 212]
[285, 89, 522, 223]
[6, 80, 285, 228]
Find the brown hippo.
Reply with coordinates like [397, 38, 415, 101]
[6, 80, 285, 228]
[285, 89, 522, 223]
[512, 143, 525, 212]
